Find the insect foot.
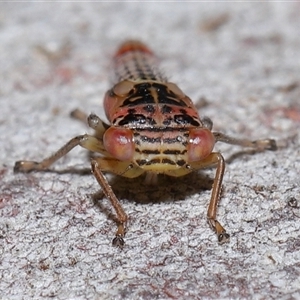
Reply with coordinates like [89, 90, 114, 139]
[112, 235, 125, 248]
[208, 219, 230, 244]
[14, 161, 40, 173]
[218, 232, 230, 244]
[255, 138, 277, 151]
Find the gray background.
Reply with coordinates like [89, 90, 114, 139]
[0, 2, 299, 299]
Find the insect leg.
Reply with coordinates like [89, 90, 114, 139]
[87, 114, 110, 139]
[213, 132, 277, 151]
[71, 110, 110, 139]
[90, 157, 144, 246]
[14, 134, 107, 173]
[190, 152, 230, 243]
[70, 108, 89, 124]
[91, 159, 128, 247]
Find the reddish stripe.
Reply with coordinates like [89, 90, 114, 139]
[114, 40, 154, 59]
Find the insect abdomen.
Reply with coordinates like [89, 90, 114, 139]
[113, 40, 165, 82]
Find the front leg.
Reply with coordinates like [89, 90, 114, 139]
[91, 159, 127, 247]
[190, 152, 230, 243]
[91, 157, 145, 246]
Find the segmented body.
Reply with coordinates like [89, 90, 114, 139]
[104, 41, 211, 177]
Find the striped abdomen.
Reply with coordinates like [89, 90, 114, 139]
[112, 40, 165, 82]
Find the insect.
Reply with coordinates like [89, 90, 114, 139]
[14, 40, 277, 247]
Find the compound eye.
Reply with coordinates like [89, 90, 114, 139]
[187, 128, 215, 162]
[103, 127, 134, 161]
[113, 80, 135, 97]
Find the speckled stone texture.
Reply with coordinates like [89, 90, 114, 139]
[0, 3, 299, 299]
